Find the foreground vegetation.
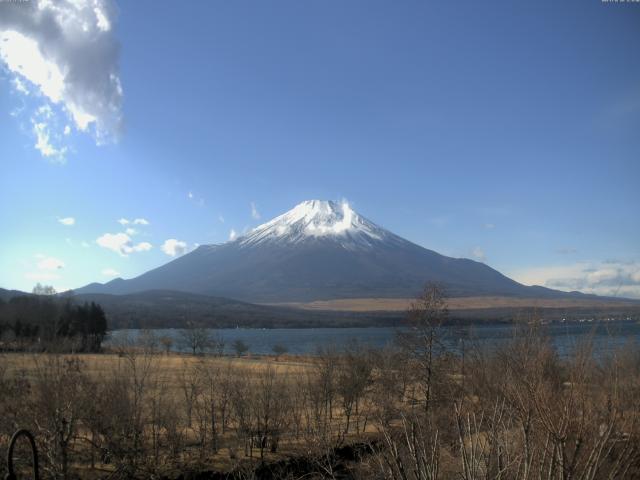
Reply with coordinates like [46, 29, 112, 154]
[0, 286, 639, 479]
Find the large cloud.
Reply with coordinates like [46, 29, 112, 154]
[0, 0, 122, 159]
[96, 232, 152, 256]
[510, 260, 640, 299]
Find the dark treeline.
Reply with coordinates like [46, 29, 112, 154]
[0, 285, 108, 352]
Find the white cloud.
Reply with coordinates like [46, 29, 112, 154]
[133, 241, 152, 252]
[58, 216, 75, 226]
[26, 254, 65, 281]
[218, 215, 225, 223]
[101, 267, 120, 277]
[0, 30, 64, 102]
[81, 241, 90, 248]
[96, 232, 152, 256]
[510, 260, 640, 299]
[13, 76, 29, 95]
[187, 191, 205, 207]
[96, 232, 129, 255]
[229, 229, 238, 241]
[32, 104, 67, 161]
[471, 246, 486, 263]
[37, 256, 65, 270]
[117, 217, 148, 226]
[251, 202, 261, 220]
[161, 238, 188, 257]
[0, 0, 123, 159]
[483, 223, 495, 230]
[125, 227, 137, 236]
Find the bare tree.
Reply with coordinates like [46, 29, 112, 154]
[30, 355, 88, 480]
[272, 344, 288, 360]
[179, 360, 201, 428]
[400, 282, 448, 415]
[32, 283, 57, 295]
[180, 322, 212, 355]
[233, 339, 249, 357]
[336, 342, 373, 434]
[159, 335, 173, 354]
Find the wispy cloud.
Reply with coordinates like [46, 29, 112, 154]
[251, 202, 261, 220]
[36, 256, 65, 270]
[229, 229, 238, 241]
[0, 0, 123, 160]
[101, 268, 120, 277]
[161, 239, 188, 257]
[187, 191, 205, 207]
[25, 271, 60, 281]
[510, 260, 640, 299]
[32, 104, 67, 162]
[13, 77, 29, 95]
[24, 254, 65, 282]
[57, 216, 75, 226]
[117, 217, 149, 226]
[471, 246, 486, 263]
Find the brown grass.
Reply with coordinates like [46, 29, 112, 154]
[266, 295, 640, 312]
[1, 351, 315, 382]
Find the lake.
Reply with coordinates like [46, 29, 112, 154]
[108, 320, 640, 357]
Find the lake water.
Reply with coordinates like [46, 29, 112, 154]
[108, 320, 640, 357]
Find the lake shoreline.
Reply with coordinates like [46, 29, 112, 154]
[106, 319, 640, 357]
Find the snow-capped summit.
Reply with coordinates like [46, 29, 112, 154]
[239, 200, 392, 248]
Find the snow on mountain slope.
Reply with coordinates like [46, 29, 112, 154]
[240, 200, 394, 248]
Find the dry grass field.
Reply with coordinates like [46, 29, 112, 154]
[1, 318, 639, 479]
[1, 351, 315, 380]
[269, 295, 640, 312]
[0, 349, 382, 479]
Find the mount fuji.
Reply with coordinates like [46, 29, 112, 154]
[76, 200, 580, 303]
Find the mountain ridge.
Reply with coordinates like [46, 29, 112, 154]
[75, 200, 603, 303]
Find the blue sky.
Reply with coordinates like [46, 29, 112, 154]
[0, 0, 639, 297]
